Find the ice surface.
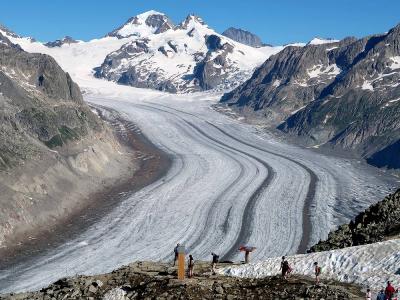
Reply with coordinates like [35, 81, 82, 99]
[0, 83, 396, 293]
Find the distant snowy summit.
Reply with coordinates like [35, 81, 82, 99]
[93, 11, 283, 93]
[0, 11, 325, 94]
[106, 10, 175, 38]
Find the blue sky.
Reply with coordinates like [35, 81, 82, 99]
[1, 0, 399, 45]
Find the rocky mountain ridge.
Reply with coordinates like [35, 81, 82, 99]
[311, 188, 400, 252]
[44, 36, 79, 48]
[222, 27, 266, 48]
[221, 23, 400, 169]
[0, 32, 136, 250]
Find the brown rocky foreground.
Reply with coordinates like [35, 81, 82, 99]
[1, 261, 364, 300]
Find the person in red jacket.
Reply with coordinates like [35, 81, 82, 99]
[385, 281, 396, 300]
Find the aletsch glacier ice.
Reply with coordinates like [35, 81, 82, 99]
[0, 11, 399, 293]
[0, 85, 397, 292]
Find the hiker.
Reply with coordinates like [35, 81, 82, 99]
[385, 281, 396, 300]
[280, 256, 290, 279]
[38, 74, 44, 86]
[173, 243, 180, 266]
[188, 254, 194, 278]
[365, 288, 371, 300]
[211, 252, 219, 275]
[376, 289, 385, 300]
[314, 262, 321, 285]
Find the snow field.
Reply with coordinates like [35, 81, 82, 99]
[220, 239, 400, 293]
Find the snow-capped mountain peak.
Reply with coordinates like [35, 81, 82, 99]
[0, 23, 36, 43]
[94, 12, 283, 93]
[0, 12, 284, 94]
[107, 10, 174, 39]
[178, 14, 207, 30]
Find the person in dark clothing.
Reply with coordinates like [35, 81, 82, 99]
[38, 75, 44, 87]
[280, 257, 290, 279]
[173, 243, 180, 266]
[188, 254, 194, 278]
[314, 262, 321, 285]
[211, 252, 219, 275]
[376, 289, 385, 300]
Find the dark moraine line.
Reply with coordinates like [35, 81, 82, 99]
[172, 122, 248, 254]
[145, 102, 318, 254]
[134, 104, 276, 260]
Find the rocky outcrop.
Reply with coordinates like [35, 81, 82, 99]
[222, 27, 265, 48]
[44, 36, 78, 48]
[0, 32, 93, 167]
[311, 189, 400, 252]
[0, 33, 136, 250]
[220, 24, 400, 169]
[1, 261, 363, 299]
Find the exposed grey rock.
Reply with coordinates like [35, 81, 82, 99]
[221, 23, 400, 169]
[1, 261, 363, 299]
[311, 189, 400, 252]
[0, 33, 137, 252]
[45, 36, 78, 48]
[146, 14, 174, 34]
[222, 27, 265, 48]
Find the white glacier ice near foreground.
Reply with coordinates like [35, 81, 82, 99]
[220, 239, 400, 293]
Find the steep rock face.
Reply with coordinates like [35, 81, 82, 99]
[311, 189, 400, 252]
[94, 12, 281, 93]
[221, 24, 400, 168]
[0, 33, 134, 249]
[0, 32, 97, 166]
[222, 27, 264, 47]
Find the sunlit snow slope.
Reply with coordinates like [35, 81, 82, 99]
[221, 239, 400, 293]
